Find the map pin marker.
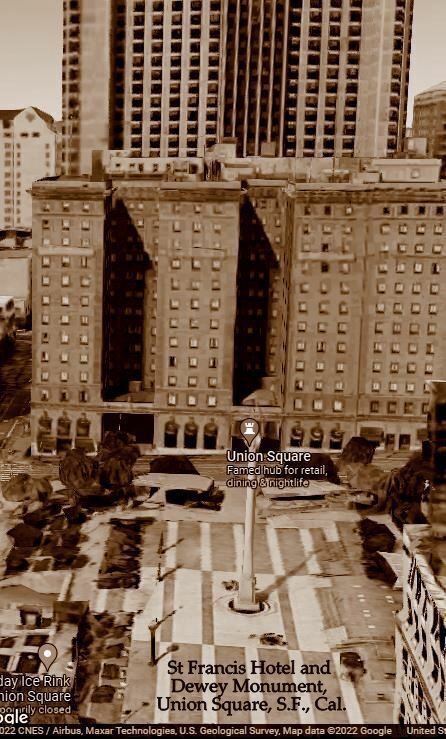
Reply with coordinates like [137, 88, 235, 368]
[38, 643, 58, 672]
[240, 418, 260, 448]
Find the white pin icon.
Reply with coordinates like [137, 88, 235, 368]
[240, 418, 260, 448]
[38, 643, 58, 672]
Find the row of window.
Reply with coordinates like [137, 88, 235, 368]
[371, 381, 430, 393]
[42, 276, 91, 288]
[375, 303, 438, 314]
[167, 393, 217, 407]
[302, 205, 445, 217]
[375, 322, 437, 335]
[168, 356, 218, 369]
[171, 257, 221, 270]
[42, 237, 91, 247]
[377, 284, 440, 296]
[42, 202, 91, 212]
[41, 352, 88, 363]
[298, 321, 349, 334]
[294, 398, 344, 412]
[171, 279, 220, 291]
[300, 282, 351, 294]
[169, 298, 221, 310]
[168, 376, 217, 388]
[40, 389, 89, 403]
[41, 333, 88, 345]
[370, 401, 429, 415]
[42, 314, 90, 326]
[172, 221, 223, 234]
[41, 370, 89, 383]
[41, 256, 89, 268]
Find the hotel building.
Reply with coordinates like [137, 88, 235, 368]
[62, 0, 413, 172]
[30, 152, 446, 455]
[413, 82, 446, 175]
[0, 108, 56, 229]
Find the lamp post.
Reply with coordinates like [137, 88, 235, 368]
[234, 422, 262, 613]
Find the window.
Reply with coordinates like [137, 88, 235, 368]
[41, 390, 49, 401]
[381, 224, 390, 234]
[336, 362, 345, 372]
[314, 381, 323, 391]
[173, 221, 181, 232]
[432, 263, 440, 274]
[372, 361, 382, 372]
[212, 259, 221, 270]
[170, 299, 179, 310]
[317, 322, 327, 333]
[333, 400, 343, 412]
[294, 399, 303, 410]
[387, 401, 397, 414]
[189, 357, 198, 368]
[374, 342, 383, 353]
[61, 315, 70, 325]
[389, 382, 398, 392]
[297, 341, 306, 352]
[398, 243, 407, 253]
[41, 351, 49, 362]
[210, 299, 220, 310]
[41, 256, 50, 267]
[80, 335, 88, 345]
[187, 395, 197, 406]
[319, 302, 329, 314]
[207, 395, 217, 407]
[313, 399, 323, 411]
[425, 363, 433, 374]
[41, 296, 50, 306]
[191, 298, 199, 310]
[168, 376, 177, 386]
[316, 341, 326, 352]
[80, 372, 89, 383]
[431, 284, 439, 294]
[209, 337, 218, 348]
[81, 220, 90, 231]
[81, 296, 89, 307]
[399, 224, 408, 234]
[376, 303, 385, 314]
[372, 381, 381, 392]
[298, 322, 307, 332]
[188, 377, 198, 387]
[168, 393, 177, 406]
[338, 322, 347, 333]
[427, 323, 436, 335]
[406, 382, 415, 392]
[370, 401, 379, 413]
[61, 296, 70, 306]
[208, 377, 217, 388]
[429, 304, 438, 315]
[193, 222, 201, 233]
[40, 370, 49, 382]
[298, 302, 308, 313]
[171, 258, 181, 269]
[41, 275, 50, 286]
[60, 371, 68, 382]
[337, 342, 346, 353]
[80, 277, 90, 287]
[80, 315, 89, 325]
[209, 358, 218, 368]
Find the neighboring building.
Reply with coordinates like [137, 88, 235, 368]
[413, 82, 446, 170]
[0, 229, 32, 326]
[222, 0, 413, 158]
[62, 0, 222, 173]
[0, 107, 56, 229]
[394, 524, 446, 724]
[62, 0, 413, 172]
[30, 153, 446, 455]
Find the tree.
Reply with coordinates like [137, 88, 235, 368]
[59, 449, 99, 508]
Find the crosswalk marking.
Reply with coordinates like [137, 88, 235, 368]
[245, 645, 267, 724]
[300, 529, 322, 575]
[266, 525, 285, 576]
[200, 522, 212, 572]
[201, 644, 218, 724]
[154, 642, 171, 723]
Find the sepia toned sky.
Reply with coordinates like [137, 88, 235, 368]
[0, 0, 443, 124]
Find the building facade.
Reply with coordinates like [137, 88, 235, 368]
[0, 108, 56, 229]
[394, 524, 446, 724]
[62, 0, 413, 172]
[62, 0, 223, 174]
[30, 154, 446, 455]
[413, 82, 446, 174]
[31, 173, 240, 454]
[222, 0, 413, 158]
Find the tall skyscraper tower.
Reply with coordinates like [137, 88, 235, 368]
[62, 0, 222, 174]
[222, 0, 413, 157]
[62, 0, 413, 172]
